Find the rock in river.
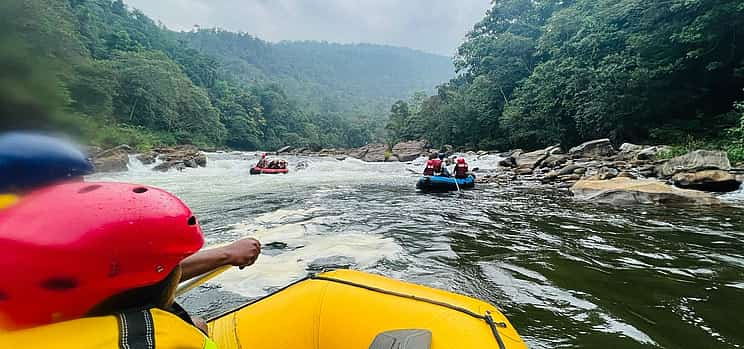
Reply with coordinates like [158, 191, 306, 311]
[349, 143, 388, 162]
[392, 140, 429, 162]
[657, 150, 731, 178]
[672, 170, 741, 192]
[569, 138, 616, 159]
[571, 177, 720, 205]
[93, 145, 131, 172]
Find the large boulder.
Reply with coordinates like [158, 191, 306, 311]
[349, 143, 388, 162]
[93, 145, 131, 172]
[569, 139, 615, 159]
[571, 177, 720, 205]
[672, 170, 741, 192]
[392, 140, 429, 162]
[516, 145, 559, 169]
[516, 150, 548, 169]
[657, 150, 731, 178]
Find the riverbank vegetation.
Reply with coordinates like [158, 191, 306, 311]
[385, 0, 744, 161]
[1, 0, 451, 151]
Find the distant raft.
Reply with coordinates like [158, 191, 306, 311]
[250, 167, 289, 175]
[208, 269, 527, 349]
[416, 175, 475, 192]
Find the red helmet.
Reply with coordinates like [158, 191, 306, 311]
[261, 153, 267, 158]
[457, 157, 466, 164]
[0, 182, 204, 330]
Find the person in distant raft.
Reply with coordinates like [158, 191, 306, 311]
[437, 153, 451, 177]
[453, 157, 469, 179]
[422, 153, 439, 176]
[256, 152, 268, 168]
[0, 182, 250, 348]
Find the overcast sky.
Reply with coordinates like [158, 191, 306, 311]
[123, 0, 492, 56]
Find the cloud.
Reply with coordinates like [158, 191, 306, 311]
[124, 0, 491, 56]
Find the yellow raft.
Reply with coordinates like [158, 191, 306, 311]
[208, 269, 527, 349]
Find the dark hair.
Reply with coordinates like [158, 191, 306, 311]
[86, 268, 180, 317]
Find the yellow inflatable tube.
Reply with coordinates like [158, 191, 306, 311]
[209, 269, 527, 349]
[0, 194, 19, 210]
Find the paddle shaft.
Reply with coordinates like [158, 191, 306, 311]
[176, 265, 231, 297]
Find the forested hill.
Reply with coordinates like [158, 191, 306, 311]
[180, 31, 453, 118]
[0, 0, 451, 150]
[386, 0, 744, 159]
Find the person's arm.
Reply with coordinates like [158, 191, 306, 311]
[179, 238, 262, 282]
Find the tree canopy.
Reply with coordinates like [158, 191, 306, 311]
[1, 0, 452, 151]
[386, 0, 744, 154]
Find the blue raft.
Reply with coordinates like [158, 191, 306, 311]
[416, 175, 475, 192]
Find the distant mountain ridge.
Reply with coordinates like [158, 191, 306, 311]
[178, 29, 454, 118]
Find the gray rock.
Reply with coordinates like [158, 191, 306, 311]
[95, 144, 132, 158]
[620, 143, 644, 153]
[392, 140, 429, 162]
[635, 145, 670, 161]
[516, 149, 549, 169]
[569, 139, 616, 158]
[349, 143, 388, 162]
[657, 150, 731, 178]
[596, 166, 619, 180]
[571, 178, 720, 205]
[559, 174, 582, 182]
[542, 155, 569, 168]
[672, 170, 742, 192]
[150, 145, 207, 172]
[499, 157, 517, 168]
[136, 152, 157, 165]
[558, 164, 583, 176]
[515, 168, 534, 175]
[93, 145, 130, 172]
[276, 146, 294, 154]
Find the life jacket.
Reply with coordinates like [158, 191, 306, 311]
[423, 160, 435, 176]
[454, 163, 469, 178]
[431, 159, 443, 173]
[0, 308, 217, 349]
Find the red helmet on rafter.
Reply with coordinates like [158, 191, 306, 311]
[0, 182, 204, 330]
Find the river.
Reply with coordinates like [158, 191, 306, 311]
[92, 152, 744, 349]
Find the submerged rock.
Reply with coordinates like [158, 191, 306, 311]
[571, 177, 720, 205]
[672, 170, 741, 192]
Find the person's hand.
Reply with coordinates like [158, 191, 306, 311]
[224, 238, 261, 269]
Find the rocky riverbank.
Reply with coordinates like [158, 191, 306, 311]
[92, 145, 208, 173]
[477, 138, 741, 205]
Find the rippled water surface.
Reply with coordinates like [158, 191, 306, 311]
[93, 153, 744, 348]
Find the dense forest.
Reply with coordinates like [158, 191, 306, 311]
[180, 31, 453, 123]
[386, 0, 744, 159]
[0, 0, 452, 150]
